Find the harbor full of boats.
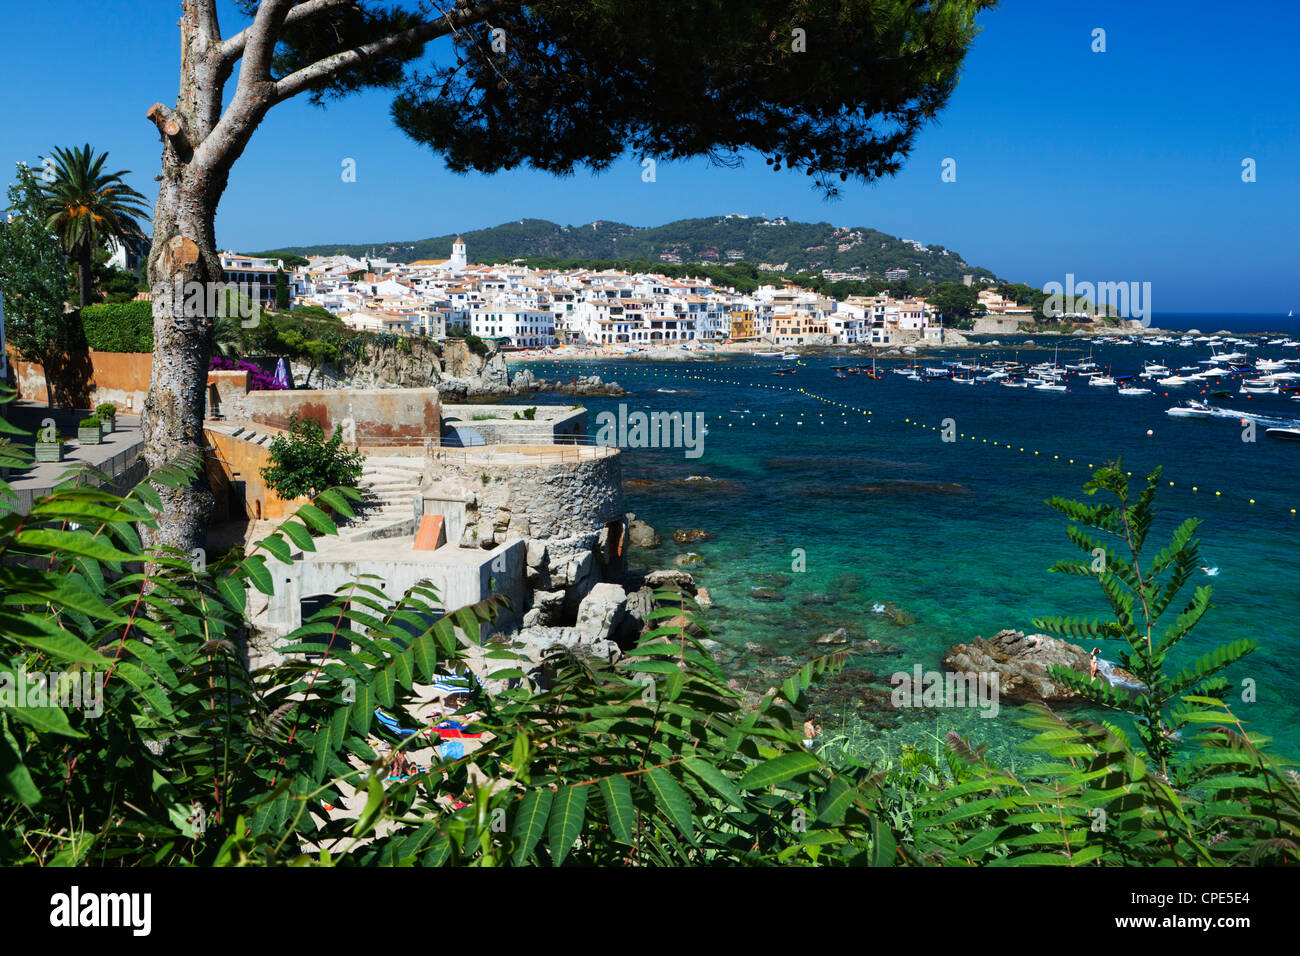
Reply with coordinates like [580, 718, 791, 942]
[803, 332, 1300, 437]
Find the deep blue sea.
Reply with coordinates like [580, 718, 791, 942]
[513, 313, 1300, 764]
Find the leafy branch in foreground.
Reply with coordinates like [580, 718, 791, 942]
[1032, 461, 1254, 773]
[1, 402, 1295, 866]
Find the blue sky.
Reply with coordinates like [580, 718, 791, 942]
[1, 0, 1296, 312]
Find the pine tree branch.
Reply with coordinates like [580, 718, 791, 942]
[270, 0, 501, 105]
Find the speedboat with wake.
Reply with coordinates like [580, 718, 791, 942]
[1166, 400, 1215, 418]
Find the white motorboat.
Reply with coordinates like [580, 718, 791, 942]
[1088, 375, 1117, 387]
[1158, 376, 1191, 386]
[1001, 380, 1029, 388]
[1166, 401, 1214, 418]
[1118, 387, 1152, 395]
[1266, 427, 1300, 441]
[1032, 382, 1068, 392]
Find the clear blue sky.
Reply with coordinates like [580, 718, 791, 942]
[1, 0, 1296, 312]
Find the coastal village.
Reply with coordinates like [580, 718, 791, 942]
[221, 236, 1034, 351]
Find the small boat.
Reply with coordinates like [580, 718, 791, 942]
[1166, 401, 1214, 418]
[1088, 375, 1117, 387]
[1032, 382, 1068, 392]
[754, 351, 782, 358]
[1001, 380, 1029, 388]
[1117, 387, 1152, 395]
[1265, 427, 1300, 441]
[1158, 376, 1191, 386]
[780, 353, 798, 361]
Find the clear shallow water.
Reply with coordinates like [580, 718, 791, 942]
[514, 328, 1300, 762]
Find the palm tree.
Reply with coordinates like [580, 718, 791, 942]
[39, 145, 150, 307]
[209, 313, 244, 359]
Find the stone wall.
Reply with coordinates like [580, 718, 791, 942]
[421, 445, 624, 544]
[419, 445, 628, 632]
[231, 387, 442, 451]
[972, 316, 1030, 334]
[440, 404, 587, 446]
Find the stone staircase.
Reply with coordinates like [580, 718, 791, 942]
[207, 422, 424, 542]
[347, 456, 425, 541]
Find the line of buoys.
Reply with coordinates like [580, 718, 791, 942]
[520, 359, 1293, 515]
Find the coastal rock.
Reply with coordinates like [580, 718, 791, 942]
[624, 586, 655, 629]
[750, 587, 784, 602]
[575, 583, 628, 645]
[643, 569, 697, 594]
[628, 518, 660, 548]
[943, 629, 1092, 703]
[529, 589, 565, 627]
[871, 601, 915, 627]
[814, 627, 850, 645]
[696, 587, 713, 608]
[515, 625, 620, 664]
[535, 375, 627, 397]
[672, 528, 710, 544]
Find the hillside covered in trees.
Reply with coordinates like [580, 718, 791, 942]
[255, 215, 1002, 283]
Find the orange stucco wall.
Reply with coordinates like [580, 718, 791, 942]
[204, 426, 308, 521]
[7, 348, 151, 412]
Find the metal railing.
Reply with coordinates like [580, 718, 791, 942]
[428, 438, 615, 467]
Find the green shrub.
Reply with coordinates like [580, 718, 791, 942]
[79, 301, 153, 353]
[512, 407, 537, 421]
[95, 402, 117, 420]
[260, 413, 365, 500]
[78, 416, 101, 429]
[1033, 461, 1253, 772]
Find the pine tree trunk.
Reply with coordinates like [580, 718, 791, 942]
[141, 168, 219, 553]
[140, 6, 228, 554]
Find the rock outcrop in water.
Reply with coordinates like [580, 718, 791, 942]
[943, 628, 1143, 703]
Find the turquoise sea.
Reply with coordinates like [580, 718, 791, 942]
[513, 315, 1300, 764]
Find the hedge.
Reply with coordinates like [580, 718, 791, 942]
[79, 301, 154, 353]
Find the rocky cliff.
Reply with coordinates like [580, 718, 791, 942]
[301, 338, 623, 399]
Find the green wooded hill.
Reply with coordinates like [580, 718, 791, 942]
[253, 215, 999, 282]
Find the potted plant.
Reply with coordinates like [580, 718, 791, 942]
[95, 403, 118, 435]
[34, 434, 64, 462]
[77, 417, 103, 445]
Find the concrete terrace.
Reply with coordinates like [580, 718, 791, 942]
[0, 401, 144, 515]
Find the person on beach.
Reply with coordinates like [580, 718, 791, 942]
[803, 717, 819, 747]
